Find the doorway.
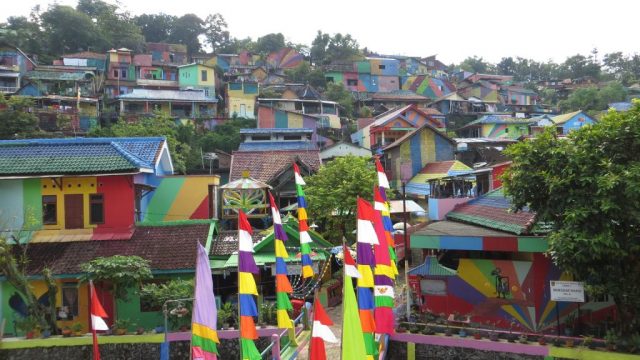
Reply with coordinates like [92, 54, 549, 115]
[64, 194, 84, 229]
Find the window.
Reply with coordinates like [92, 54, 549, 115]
[204, 88, 210, 97]
[201, 70, 208, 81]
[283, 135, 302, 141]
[59, 283, 79, 319]
[347, 79, 358, 86]
[378, 64, 386, 70]
[251, 135, 271, 141]
[42, 195, 57, 225]
[89, 194, 104, 224]
[113, 69, 119, 78]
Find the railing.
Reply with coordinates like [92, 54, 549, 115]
[0, 86, 18, 93]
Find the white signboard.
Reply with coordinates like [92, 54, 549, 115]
[270, 263, 319, 276]
[550, 281, 585, 302]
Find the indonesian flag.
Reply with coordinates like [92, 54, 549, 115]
[343, 244, 361, 278]
[293, 163, 306, 186]
[373, 185, 386, 211]
[375, 158, 390, 189]
[357, 198, 378, 245]
[90, 280, 108, 360]
[309, 298, 337, 360]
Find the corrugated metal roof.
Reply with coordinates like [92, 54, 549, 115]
[26, 71, 90, 81]
[551, 110, 584, 125]
[408, 256, 456, 276]
[240, 128, 314, 134]
[238, 141, 316, 151]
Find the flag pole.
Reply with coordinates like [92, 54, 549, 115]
[308, 288, 319, 359]
[89, 280, 100, 360]
[340, 236, 347, 357]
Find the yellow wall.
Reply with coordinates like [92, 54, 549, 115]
[41, 177, 98, 230]
[196, 64, 215, 87]
[31, 280, 90, 333]
[281, 90, 299, 100]
[79, 102, 98, 117]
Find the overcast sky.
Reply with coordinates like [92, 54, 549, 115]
[4, 0, 639, 64]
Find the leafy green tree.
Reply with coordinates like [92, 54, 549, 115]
[40, 5, 97, 55]
[458, 56, 495, 74]
[503, 102, 640, 335]
[89, 113, 191, 174]
[197, 118, 256, 154]
[324, 82, 354, 118]
[497, 57, 516, 76]
[140, 279, 193, 329]
[0, 97, 42, 139]
[284, 62, 326, 88]
[135, 14, 176, 43]
[310, 31, 330, 65]
[203, 13, 230, 53]
[558, 82, 627, 112]
[0, 16, 45, 57]
[305, 155, 377, 244]
[169, 14, 204, 55]
[80, 255, 152, 302]
[310, 31, 360, 65]
[559, 54, 601, 79]
[254, 33, 285, 55]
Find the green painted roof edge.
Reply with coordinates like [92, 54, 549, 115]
[446, 212, 524, 235]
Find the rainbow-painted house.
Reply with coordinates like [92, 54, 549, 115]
[408, 188, 615, 332]
[456, 115, 535, 140]
[0, 137, 220, 335]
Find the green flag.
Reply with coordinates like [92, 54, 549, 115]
[341, 273, 367, 360]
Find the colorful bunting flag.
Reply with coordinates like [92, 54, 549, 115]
[238, 211, 262, 360]
[293, 163, 314, 278]
[269, 191, 293, 329]
[309, 296, 337, 360]
[191, 243, 220, 360]
[356, 198, 378, 360]
[375, 157, 390, 189]
[341, 269, 367, 360]
[372, 186, 396, 335]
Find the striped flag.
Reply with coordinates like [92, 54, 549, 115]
[191, 243, 220, 360]
[269, 191, 293, 329]
[238, 211, 262, 360]
[309, 297, 337, 360]
[356, 198, 378, 359]
[293, 163, 314, 278]
[372, 188, 396, 335]
[341, 268, 367, 360]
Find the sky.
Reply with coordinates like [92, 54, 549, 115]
[3, 0, 639, 64]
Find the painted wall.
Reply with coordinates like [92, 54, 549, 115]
[427, 197, 472, 220]
[481, 123, 529, 139]
[416, 255, 615, 332]
[138, 175, 219, 223]
[402, 76, 455, 100]
[386, 127, 455, 188]
[178, 64, 215, 96]
[491, 163, 510, 190]
[459, 83, 499, 102]
[227, 82, 258, 119]
[559, 113, 595, 134]
[257, 106, 320, 140]
[266, 48, 303, 69]
[0, 176, 135, 238]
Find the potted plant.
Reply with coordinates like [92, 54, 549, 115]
[537, 335, 547, 345]
[507, 322, 517, 342]
[113, 319, 132, 335]
[605, 329, 618, 351]
[71, 322, 84, 336]
[136, 327, 145, 335]
[582, 335, 594, 349]
[421, 325, 435, 335]
[552, 337, 563, 347]
[16, 317, 39, 339]
[458, 327, 467, 338]
[62, 326, 73, 337]
[519, 334, 528, 344]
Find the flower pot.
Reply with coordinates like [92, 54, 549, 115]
[154, 326, 165, 333]
[538, 339, 546, 345]
[136, 327, 145, 335]
[473, 333, 482, 340]
[74, 331, 84, 337]
[62, 329, 72, 337]
[41, 329, 51, 338]
[25, 331, 35, 339]
[115, 328, 127, 335]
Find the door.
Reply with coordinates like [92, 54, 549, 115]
[64, 194, 84, 229]
[92, 282, 115, 329]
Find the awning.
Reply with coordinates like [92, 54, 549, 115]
[389, 200, 426, 213]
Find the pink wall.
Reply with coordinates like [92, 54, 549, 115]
[428, 197, 473, 220]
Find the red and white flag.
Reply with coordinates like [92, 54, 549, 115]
[357, 198, 378, 245]
[343, 244, 361, 279]
[309, 298, 337, 360]
[90, 280, 109, 360]
[375, 158, 390, 189]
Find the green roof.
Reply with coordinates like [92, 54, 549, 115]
[223, 251, 327, 268]
[551, 110, 583, 125]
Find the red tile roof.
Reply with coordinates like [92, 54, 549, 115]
[211, 230, 264, 256]
[229, 150, 322, 183]
[20, 223, 211, 276]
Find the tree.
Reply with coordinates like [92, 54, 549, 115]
[559, 54, 601, 79]
[40, 5, 97, 55]
[0, 16, 45, 57]
[169, 14, 204, 55]
[503, 102, 640, 335]
[203, 13, 229, 53]
[305, 155, 377, 244]
[324, 82, 354, 118]
[458, 56, 495, 74]
[497, 57, 516, 76]
[558, 82, 627, 112]
[80, 255, 152, 311]
[310, 31, 360, 65]
[140, 279, 193, 329]
[254, 33, 285, 55]
[89, 113, 191, 174]
[310, 31, 330, 65]
[135, 14, 176, 43]
[0, 96, 42, 139]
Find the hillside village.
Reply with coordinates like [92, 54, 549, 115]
[1, 2, 640, 360]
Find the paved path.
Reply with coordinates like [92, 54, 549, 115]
[296, 301, 343, 359]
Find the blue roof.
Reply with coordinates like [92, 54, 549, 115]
[609, 102, 632, 111]
[0, 137, 165, 176]
[238, 141, 317, 151]
[408, 256, 456, 276]
[239, 128, 314, 134]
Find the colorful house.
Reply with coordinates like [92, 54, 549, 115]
[324, 57, 401, 93]
[381, 123, 457, 189]
[258, 84, 341, 129]
[178, 63, 216, 98]
[227, 81, 258, 119]
[409, 188, 615, 332]
[104, 48, 136, 98]
[0, 136, 220, 334]
[117, 89, 217, 121]
[351, 104, 445, 150]
[401, 76, 456, 100]
[456, 115, 534, 139]
[550, 110, 596, 134]
[405, 160, 474, 197]
[0, 44, 36, 94]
